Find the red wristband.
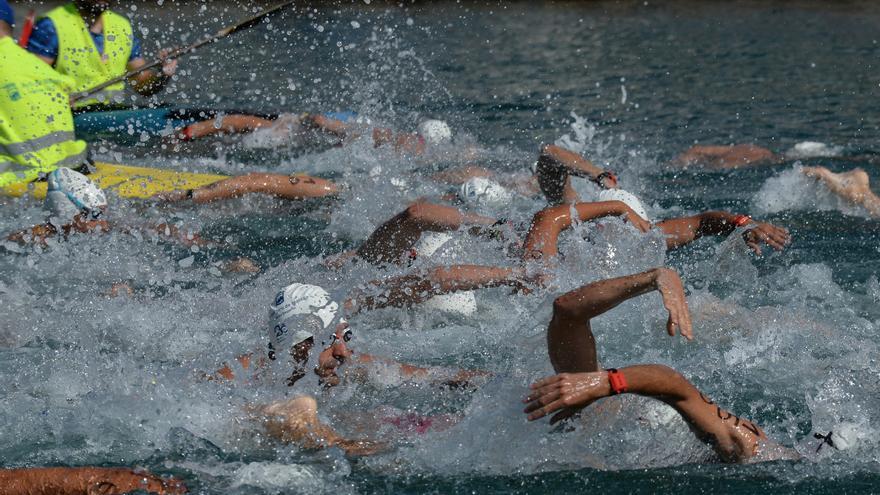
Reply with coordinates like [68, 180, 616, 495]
[180, 125, 194, 141]
[607, 368, 628, 395]
[732, 214, 752, 227]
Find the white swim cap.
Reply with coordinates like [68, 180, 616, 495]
[268, 283, 339, 355]
[413, 232, 452, 258]
[417, 119, 453, 145]
[460, 177, 513, 208]
[44, 167, 107, 222]
[598, 188, 650, 222]
[422, 291, 477, 316]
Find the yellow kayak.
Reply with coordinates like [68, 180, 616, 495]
[1, 162, 229, 199]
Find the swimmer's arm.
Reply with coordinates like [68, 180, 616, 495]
[355, 353, 490, 387]
[6, 219, 109, 246]
[655, 213, 790, 253]
[348, 265, 538, 313]
[260, 396, 386, 456]
[522, 201, 647, 260]
[524, 365, 767, 463]
[548, 268, 692, 373]
[6, 223, 59, 246]
[538, 144, 606, 180]
[139, 223, 209, 248]
[302, 114, 352, 138]
[0, 466, 184, 495]
[211, 353, 267, 381]
[535, 144, 612, 204]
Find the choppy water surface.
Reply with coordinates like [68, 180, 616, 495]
[3, 1, 880, 493]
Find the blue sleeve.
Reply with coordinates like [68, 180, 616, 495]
[26, 18, 59, 60]
[128, 33, 142, 61]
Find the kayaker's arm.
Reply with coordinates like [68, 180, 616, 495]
[127, 51, 177, 97]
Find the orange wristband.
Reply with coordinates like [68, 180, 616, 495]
[733, 214, 752, 227]
[607, 368, 628, 395]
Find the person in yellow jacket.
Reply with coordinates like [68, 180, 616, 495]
[26, 0, 178, 109]
[0, 7, 91, 187]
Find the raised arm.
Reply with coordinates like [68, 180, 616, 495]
[547, 268, 692, 374]
[535, 144, 617, 205]
[523, 365, 768, 462]
[655, 212, 790, 254]
[259, 395, 386, 456]
[348, 264, 538, 314]
[522, 201, 650, 261]
[0, 467, 185, 495]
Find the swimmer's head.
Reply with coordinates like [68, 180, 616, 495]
[44, 167, 108, 224]
[459, 177, 513, 209]
[268, 283, 339, 357]
[598, 188, 650, 222]
[417, 119, 453, 145]
[0, 0, 14, 30]
[268, 283, 347, 386]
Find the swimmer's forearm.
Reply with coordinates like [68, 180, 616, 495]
[539, 144, 604, 179]
[616, 365, 767, 462]
[0, 467, 178, 495]
[351, 265, 528, 312]
[523, 202, 627, 259]
[553, 268, 660, 320]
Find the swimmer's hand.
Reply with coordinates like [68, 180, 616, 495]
[654, 268, 693, 340]
[621, 205, 651, 233]
[742, 222, 790, 256]
[524, 372, 609, 424]
[335, 438, 389, 456]
[86, 467, 186, 494]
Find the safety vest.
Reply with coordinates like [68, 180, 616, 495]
[45, 3, 133, 108]
[0, 37, 88, 187]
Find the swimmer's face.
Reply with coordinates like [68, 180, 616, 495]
[314, 321, 353, 388]
[71, 207, 108, 232]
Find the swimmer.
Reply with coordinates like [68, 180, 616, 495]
[523, 188, 791, 260]
[171, 112, 453, 156]
[429, 144, 617, 206]
[5, 168, 203, 247]
[523, 267, 797, 463]
[216, 283, 491, 455]
[152, 172, 338, 204]
[673, 144, 781, 169]
[0, 466, 185, 495]
[802, 166, 880, 218]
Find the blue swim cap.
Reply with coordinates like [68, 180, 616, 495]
[0, 0, 14, 27]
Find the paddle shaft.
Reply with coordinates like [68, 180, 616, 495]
[71, 0, 296, 102]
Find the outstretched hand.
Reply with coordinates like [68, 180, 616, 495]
[742, 222, 790, 255]
[90, 468, 186, 495]
[654, 268, 693, 340]
[523, 372, 608, 423]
